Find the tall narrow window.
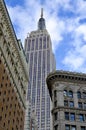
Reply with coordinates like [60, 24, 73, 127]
[77, 91, 81, 98]
[68, 91, 73, 98]
[65, 112, 69, 120]
[81, 126, 85, 130]
[84, 103, 86, 109]
[69, 101, 74, 107]
[71, 125, 76, 130]
[65, 125, 70, 130]
[64, 100, 68, 107]
[70, 113, 75, 121]
[78, 102, 83, 109]
[64, 90, 67, 96]
[79, 114, 84, 121]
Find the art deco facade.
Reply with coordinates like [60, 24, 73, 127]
[24, 9, 56, 130]
[47, 70, 86, 130]
[0, 0, 28, 129]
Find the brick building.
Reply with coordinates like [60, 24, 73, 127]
[0, 0, 28, 129]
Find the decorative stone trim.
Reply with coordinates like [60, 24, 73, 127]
[0, 0, 29, 109]
[46, 70, 86, 99]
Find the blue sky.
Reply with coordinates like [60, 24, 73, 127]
[4, 0, 86, 72]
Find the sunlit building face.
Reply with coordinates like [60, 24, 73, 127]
[24, 9, 56, 130]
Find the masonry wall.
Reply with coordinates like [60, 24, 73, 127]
[52, 80, 86, 130]
[0, 58, 25, 130]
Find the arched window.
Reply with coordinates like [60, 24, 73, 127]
[68, 90, 73, 98]
[77, 91, 81, 99]
[63, 90, 67, 96]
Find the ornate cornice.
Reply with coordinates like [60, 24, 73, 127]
[0, 0, 28, 80]
[51, 106, 86, 113]
[46, 70, 86, 99]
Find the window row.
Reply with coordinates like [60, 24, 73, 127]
[54, 112, 86, 122]
[64, 90, 73, 98]
[64, 100, 86, 109]
[54, 90, 86, 99]
[77, 91, 86, 99]
[78, 102, 86, 109]
[65, 125, 76, 130]
[65, 112, 86, 122]
[64, 100, 74, 107]
[64, 90, 86, 99]
[65, 125, 86, 130]
[54, 125, 86, 130]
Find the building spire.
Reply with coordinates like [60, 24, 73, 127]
[38, 8, 46, 30]
[41, 8, 43, 18]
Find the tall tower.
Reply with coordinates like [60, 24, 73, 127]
[24, 9, 56, 130]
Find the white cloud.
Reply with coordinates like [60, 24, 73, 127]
[76, 0, 86, 16]
[63, 52, 84, 70]
[5, 0, 86, 72]
[63, 23, 86, 72]
[6, 0, 66, 51]
[75, 25, 86, 41]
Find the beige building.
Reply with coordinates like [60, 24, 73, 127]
[46, 70, 86, 130]
[0, 0, 28, 130]
[24, 9, 56, 130]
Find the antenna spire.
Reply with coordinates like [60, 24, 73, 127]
[41, 8, 43, 18]
[38, 8, 46, 30]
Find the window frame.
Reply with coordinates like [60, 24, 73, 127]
[70, 113, 75, 121]
[77, 91, 81, 99]
[68, 91, 73, 98]
[79, 114, 84, 122]
[69, 101, 74, 108]
[65, 112, 69, 120]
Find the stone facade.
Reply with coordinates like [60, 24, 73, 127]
[0, 0, 28, 129]
[24, 10, 56, 130]
[46, 70, 86, 130]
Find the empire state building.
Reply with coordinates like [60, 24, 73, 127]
[24, 9, 56, 130]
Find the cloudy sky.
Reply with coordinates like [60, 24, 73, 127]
[4, 0, 86, 72]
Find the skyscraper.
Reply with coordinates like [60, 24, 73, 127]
[24, 9, 56, 130]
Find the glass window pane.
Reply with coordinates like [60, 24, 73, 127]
[65, 112, 69, 120]
[65, 125, 70, 130]
[64, 90, 67, 96]
[83, 92, 86, 99]
[79, 114, 84, 121]
[68, 91, 73, 98]
[70, 113, 75, 121]
[69, 101, 74, 107]
[84, 103, 86, 109]
[64, 100, 68, 107]
[78, 102, 83, 109]
[77, 91, 81, 98]
[71, 126, 76, 130]
[81, 126, 85, 130]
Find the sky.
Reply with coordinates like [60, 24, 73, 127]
[4, 0, 86, 73]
